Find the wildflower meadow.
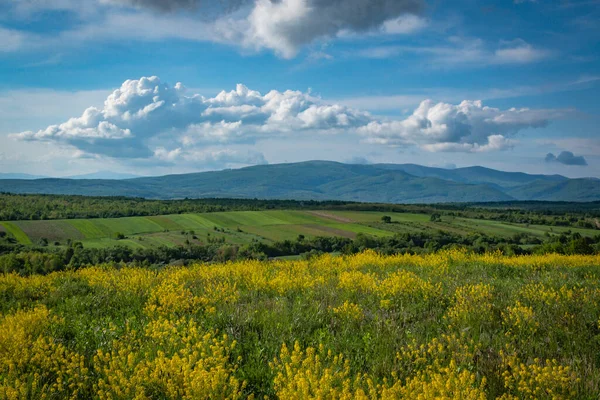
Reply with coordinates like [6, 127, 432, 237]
[1, 250, 599, 399]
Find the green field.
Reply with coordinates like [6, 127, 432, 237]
[1, 209, 597, 249]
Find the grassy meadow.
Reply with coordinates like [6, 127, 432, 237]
[1, 250, 600, 399]
[1, 209, 596, 250]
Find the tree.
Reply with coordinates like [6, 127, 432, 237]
[381, 215, 392, 224]
[430, 213, 442, 222]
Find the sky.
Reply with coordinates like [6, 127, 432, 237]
[0, 0, 598, 178]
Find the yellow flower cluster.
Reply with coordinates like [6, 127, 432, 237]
[79, 266, 157, 296]
[499, 351, 580, 399]
[271, 342, 366, 399]
[0, 272, 54, 301]
[0, 306, 88, 400]
[520, 282, 599, 307]
[144, 268, 239, 317]
[397, 361, 487, 400]
[338, 269, 440, 306]
[331, 301, 364, 322]
[395, 333, 480, 378]
[445, 283, 493, 328]
[94, 317, 244, 400]
[503, 301, 539, 338]
[271, 341, 487, 400]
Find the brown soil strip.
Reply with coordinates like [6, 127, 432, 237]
[307, 211, 354, 223]
[306, 224, 356, 238]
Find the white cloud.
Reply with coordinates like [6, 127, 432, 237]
[0, 27, 26, 52]
[421, 135, 516, 153]
[10, 76, 569, 160]
[153, 147, 267, 169]
[381, 14, 428, 34]
[11, 76, 371, 158]
[358, 99, 564, 152]
[356, 37, 552, 66]
[494, 39, 550, 64]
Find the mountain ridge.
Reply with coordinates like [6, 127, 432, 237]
[0, 160, 598, 203]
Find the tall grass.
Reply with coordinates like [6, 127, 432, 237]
[0, 250, 599, 398]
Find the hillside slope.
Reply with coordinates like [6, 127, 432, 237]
[0, 161, 597, 203]
[374, 164, 568, 189]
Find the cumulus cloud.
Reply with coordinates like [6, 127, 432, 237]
[154, 147, 267, 167]
[11, 76, 567, 160]
[421, 135, 516, 153]
[545, 151, 588, 166]
[11, 76, 370, 158]
[219, 0, 424, 58]
[358, 99, 563, 151]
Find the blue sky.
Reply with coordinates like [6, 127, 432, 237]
[0, 0, 598, 178]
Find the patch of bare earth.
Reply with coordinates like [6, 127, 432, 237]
[307, 211, 354, 223]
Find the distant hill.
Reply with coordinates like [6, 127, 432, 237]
[0, 161, 598, 203]
[0, 173, 48, 180]
[373, 164, 568, 190]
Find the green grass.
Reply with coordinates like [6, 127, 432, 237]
[2, 209, 598, 249]
[146, 215, 186, 231]
[67, 220, 111, 239]
[0, 222, 32, 244]
[164, 214, 218, 230]
[333, 223, 395, 237]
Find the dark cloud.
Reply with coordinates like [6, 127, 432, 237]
[242, 0, 424, 57]
[309, 0, 424, 30]
[545, 151, 588, 166]
[105, 0, 249, 13]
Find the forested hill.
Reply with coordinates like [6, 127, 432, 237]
[0, 161, 599, 203]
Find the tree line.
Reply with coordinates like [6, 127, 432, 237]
[1, 229, 598, 276]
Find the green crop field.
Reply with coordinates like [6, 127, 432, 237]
[1, 209, 598, 249]
[0, 222, 32, 245]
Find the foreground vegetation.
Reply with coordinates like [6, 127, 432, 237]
[1, 251, 599, 399]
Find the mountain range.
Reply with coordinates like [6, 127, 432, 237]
[0, 161, 599, 203]
[0, 171, 141, 180]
